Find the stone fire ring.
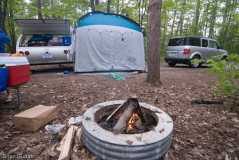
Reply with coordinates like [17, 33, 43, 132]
[82, 100, 174, 160]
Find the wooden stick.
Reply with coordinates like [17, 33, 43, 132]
[113, 104, 136, 133]
[105, 100, 127, 122]
[75, 127, 82, 146]
[58, 126, 77, 160]
[113, 98, 146, 134]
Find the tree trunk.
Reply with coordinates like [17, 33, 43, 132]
[116, 0, 120, 14]
[7, 0, 16, 53]
[107, 0, 111, 13]
[192, 0, 201, 35]
[140, 0, 148, 27]
[162, 9, 168, 52]
[90, 0, 95, 12]
[0, 0, 8, 32]
[170, 9, 177, 37]
[179, 0, 186, 35]
[138, 0, 142, 25]
[147, 0, 162, 85]
[200, 1, 209, 36]
[37, 0, 43, 19]
[121, 0, 124, 14]
[208, 0, 218, 38]
[219, 0, 231, 45]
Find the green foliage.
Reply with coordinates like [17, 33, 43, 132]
[2, 0, 239, 54]
[191, 58, 203, 66]
[209, 54, 239, 96]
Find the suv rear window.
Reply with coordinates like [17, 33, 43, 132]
[168, 38, 186, 46]
[168, 37, 201, 47]
[20, 34, 71, 47]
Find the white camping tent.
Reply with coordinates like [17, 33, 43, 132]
[74, 12, 145, 72]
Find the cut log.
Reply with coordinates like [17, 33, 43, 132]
[105, 100, 127, 122]
[58, 126, 77, 160]
[113, 105, 136, 133]
[47, 144, 59, 158]
[75, 127, 82, 146]
[57, 132, 67, 152]
[14, 105, 58, 132]
[113, 98, 146, 134]
[72, 127, 82, 158]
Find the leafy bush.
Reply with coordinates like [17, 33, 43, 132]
[209, 54, 239, 112]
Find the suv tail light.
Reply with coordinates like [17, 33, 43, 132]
[183, 48, 191, 56]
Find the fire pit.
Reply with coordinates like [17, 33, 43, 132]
[82, 99, 173, 160]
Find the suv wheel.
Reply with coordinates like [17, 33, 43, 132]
[190, 56, 201, 68]
[168, 61, 176, 67]
[221, 55, 228, 61]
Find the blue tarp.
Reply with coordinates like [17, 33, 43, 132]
[0, 28, 10, 53]
[77, 12, 141, 32]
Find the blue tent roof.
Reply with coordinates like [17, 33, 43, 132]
[77, 12, 141, 32]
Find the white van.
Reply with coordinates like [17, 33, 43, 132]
[16, 19, 73, 65]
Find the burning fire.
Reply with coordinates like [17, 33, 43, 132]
[127, 112, 141, 133]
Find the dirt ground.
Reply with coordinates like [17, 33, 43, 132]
[0, 64, 238, 160]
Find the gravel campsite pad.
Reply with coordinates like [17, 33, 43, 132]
[0, 65, 238, 160]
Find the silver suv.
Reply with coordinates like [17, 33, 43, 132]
[165, 36, 228, 68]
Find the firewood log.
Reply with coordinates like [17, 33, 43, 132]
[106, 100, 128, 122]
[58, 126, 77, 160]
[113, 102, 137, 133]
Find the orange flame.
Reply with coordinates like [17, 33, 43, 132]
[127, 112, 140, 132]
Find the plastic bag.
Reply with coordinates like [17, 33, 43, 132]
[110, 72, 125, 81]
[45, 124, 65, 134]
[68, 116, 82, 125]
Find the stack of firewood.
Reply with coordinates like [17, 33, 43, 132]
[58, 125, 82, 160]
[46, 125, 83, 160]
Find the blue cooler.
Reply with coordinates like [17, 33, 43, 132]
[0, 67, 8, 92]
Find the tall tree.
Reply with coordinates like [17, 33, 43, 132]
[116, 0, 120, 14]
[90, 0, 95, 12]
[147, 0, 162, 85]
[192, 0, 201, 35]
[177, 0, 186, 36]
[6, 0, 16, 52]
[107, 0, 111, 13]
[218, 0, 232, 45]
[170, 8, 177, 37]
[0, 0, 8, 32]
[138, 0, 142, 24]
[199, 1, 210, 36]
[37, 0, 43, 19]
[208, 0, 218, 38]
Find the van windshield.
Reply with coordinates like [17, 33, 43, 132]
[20, 34, 71, 47]
[168, 37, 201, 47]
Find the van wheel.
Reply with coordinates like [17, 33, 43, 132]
[168, 61, 176, 67]
[190, 56, 201, 68]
